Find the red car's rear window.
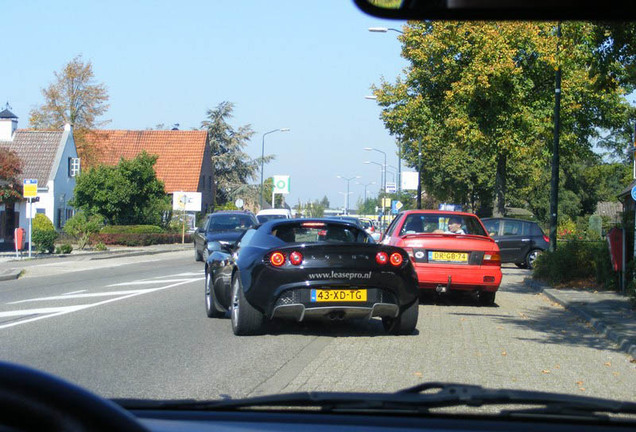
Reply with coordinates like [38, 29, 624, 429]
[399, 214, 487, 237]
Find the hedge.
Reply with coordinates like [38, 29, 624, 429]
[91, 233, 192, 246]
[100, 225, 165, 234]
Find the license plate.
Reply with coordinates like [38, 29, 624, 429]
[310, 289, 367, 302]
[428, 251, 468, 263]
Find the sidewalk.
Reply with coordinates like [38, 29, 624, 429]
[0, 243, 192, 281]
[525, 277, 636, 358]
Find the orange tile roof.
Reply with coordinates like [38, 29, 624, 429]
[86, 130, 208, 193]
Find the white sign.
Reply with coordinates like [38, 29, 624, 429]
[172, 192, 202, 212]
[401, 171, 418, 191]
[273, 175, 290, 194]
[385, 182, 396, 193]
[235, 198, 244, 209]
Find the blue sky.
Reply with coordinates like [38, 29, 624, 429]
[1, 0, 409, 210]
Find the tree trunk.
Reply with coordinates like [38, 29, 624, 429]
[493, 153, 507, 217]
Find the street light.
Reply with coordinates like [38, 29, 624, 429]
[364, 147, 387, 194]
[364, 161, 384, 193]
[260, 128, 290, 209]
[356, 181, 376, 202]
[368, 27, 404, 34]
[337, 175, 360, 215]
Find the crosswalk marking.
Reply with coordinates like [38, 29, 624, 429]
[0, 275, 203, 330]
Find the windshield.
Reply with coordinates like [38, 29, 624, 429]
[208, 214, 255, 232]
[1, 0, 635, 421]
[257, 214, 287, 223]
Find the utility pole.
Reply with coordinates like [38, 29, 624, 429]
[549, 22, 562, 252]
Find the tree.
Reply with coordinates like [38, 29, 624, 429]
[29, 55, 110, 166]
[373, 22, 634, 217]
[71, 151, 168, 225]
[201, 102, 271, 207]
[0, 149, 23, 204]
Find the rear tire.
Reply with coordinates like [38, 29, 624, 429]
[231, 274, 264, 335]
[205, 270, 225, 318]
[478, 291, 496, 306]
[526, 249, 541, 270]
[383, 300, 418, 335]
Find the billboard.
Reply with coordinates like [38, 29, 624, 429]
[401, 171, 418, 191]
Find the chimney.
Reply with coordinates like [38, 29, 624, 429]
[0, 104, 18, 141]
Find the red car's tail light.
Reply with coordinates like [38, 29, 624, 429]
[483, 251, 501, 266]
[289, 251, 303, 266]
[375, 252, 389, 265]
[270, 252, 285, 267]
[389, 252, 403, 266]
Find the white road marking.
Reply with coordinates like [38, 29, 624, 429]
[106, 278, 200, 287]
[62, 290, 87, 296]
[8, 290, 151, 304]
[0, 277, 203, 330]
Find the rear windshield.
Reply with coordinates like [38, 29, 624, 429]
[399, 214, 487, 236]
[257, 214, 287, 223]
[271, 222, 371, 244]
[208, 214, 255, 232]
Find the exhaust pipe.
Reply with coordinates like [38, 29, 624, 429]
[328, 311, 346, 321]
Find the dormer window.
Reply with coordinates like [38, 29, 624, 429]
[68, 157, 81, 177]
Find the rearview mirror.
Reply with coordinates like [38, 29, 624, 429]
[353, 0, 635, 21]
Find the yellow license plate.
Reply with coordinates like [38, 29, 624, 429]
[311, 289, 367, 302]
[429, 251, 468, 262]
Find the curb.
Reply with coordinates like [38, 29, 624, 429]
[0, 270, 21, 282]
[525, 277, 636, 358]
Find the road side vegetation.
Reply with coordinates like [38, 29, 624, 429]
[32, 214, 58, 254]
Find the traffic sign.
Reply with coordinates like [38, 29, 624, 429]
[631, 185, 636, 201]
[273, 175, 290, 194]
[23, 179, 37, 198]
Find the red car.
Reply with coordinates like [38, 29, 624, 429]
[381, 210, 502, 305]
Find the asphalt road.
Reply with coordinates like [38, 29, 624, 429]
[1, 251, 634, 403]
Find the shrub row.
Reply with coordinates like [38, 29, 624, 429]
[100, 225, 164, 234]
[91, 233, 192, 246]
[532, 240, 617, 290]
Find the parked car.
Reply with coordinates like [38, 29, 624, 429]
[381, 210, 502, 305]
[204, 218, 419, 335]
[256, 208, 293, 223]
[481, 217, 549, 269]
[193, 210, 258, 262]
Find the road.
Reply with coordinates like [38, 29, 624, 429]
[1, 251, 634, 403]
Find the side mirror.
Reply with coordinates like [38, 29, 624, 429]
[206, 241, 223, 253]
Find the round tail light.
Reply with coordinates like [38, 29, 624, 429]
[270, 252, 285, 267]
[375, 252, 388, 265]
[389, 252, 403, 266]
[289, 251, 303, 266]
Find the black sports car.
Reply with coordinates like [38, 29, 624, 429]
[204, 219, 419, 335]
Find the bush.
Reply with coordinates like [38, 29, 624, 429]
[91, 232, 191, 246]
[32, 214, 58, 253]
[95, 242, 107, 251]
[100, 225, 164, 234]
[533, 240, 617, 290]
[64, 212, 104, 249]
[55, 244, 73, 254]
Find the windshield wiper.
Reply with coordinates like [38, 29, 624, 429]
[114, 382, 636, 420]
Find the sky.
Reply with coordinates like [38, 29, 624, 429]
[1, 0, 410, 210]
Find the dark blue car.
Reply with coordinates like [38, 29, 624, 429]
[193, 210, 258, 262]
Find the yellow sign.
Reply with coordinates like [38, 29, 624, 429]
[382, 198, 392, 207]
[23, 179, 38, 198]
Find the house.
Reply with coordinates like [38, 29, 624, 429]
[85, 130, 214, 214]
[0, 108, 79, 245]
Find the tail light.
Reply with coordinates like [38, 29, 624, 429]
[389, 252, 404, 266]
[375, 252, 389, 265]
[289, 251, 303, 266]
[543, 234, 549, 243]
[270, 252, 285, 267]
[482, 251, 501, 266]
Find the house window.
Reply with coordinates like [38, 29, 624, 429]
[68, 157, 81, 177]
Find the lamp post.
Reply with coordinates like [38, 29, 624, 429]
[337, 175, 360, 215]
[368, 27, 404, 34]
[417, 139, 422, 209]
[356, 181, 376, 202]
[364, 147, 387, 194]
[364, 161, 384, 193]
[366, 95, 403, 195]
[260, 128, 290, 209]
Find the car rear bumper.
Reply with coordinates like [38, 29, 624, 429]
[413, 264, 502, 292]
[270, 303, 399, 321]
